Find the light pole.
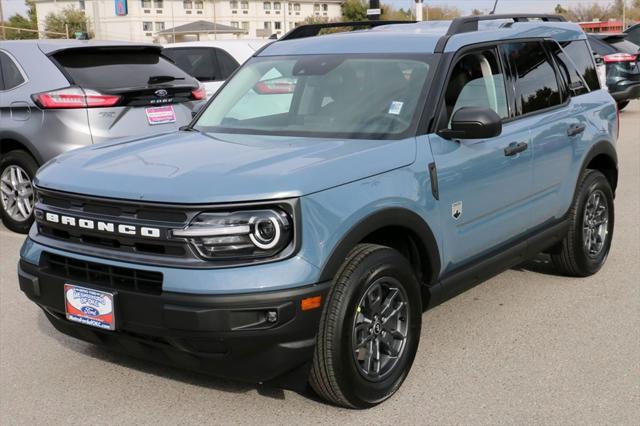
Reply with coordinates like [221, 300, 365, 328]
[415, 0, 422, 22]
[1, 0, 6, 40]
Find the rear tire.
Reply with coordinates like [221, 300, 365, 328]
[551, 170, 614, 277]
[617, 101, 629, 111]
[309, 244, 422, 408]
[0, 150, 37, 234]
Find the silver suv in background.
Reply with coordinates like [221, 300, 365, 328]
[0, 40, 205, 233]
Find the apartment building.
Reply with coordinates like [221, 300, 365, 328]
[33, 0, 343, 42]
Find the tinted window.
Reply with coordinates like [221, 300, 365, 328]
[547, 41, 590, 96]
[53, 47, 193, 91]
[443, 49, 509, 124]
[163, 47, 220, 82]
[215, 49, 240, 79]
[611, 40, 640, 55]
[559, 40, 600, 91]
[502, 42, 562, 115]
[587, 36, 616, 56]
[625, 25, 640, 45]
[0, 51, 25, 90]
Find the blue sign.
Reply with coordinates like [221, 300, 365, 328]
[115, 0, 128, 16]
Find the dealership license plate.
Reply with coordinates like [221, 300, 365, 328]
[145, 105, 176, 125]
[64, 284, 115, 330]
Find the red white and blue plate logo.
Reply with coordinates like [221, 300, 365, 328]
[64, 284, 115, 330]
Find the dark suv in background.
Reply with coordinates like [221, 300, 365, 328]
[587, 33, 640, 109]
[0, 40, 204, 233]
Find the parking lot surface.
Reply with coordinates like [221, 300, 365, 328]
[1, 102, 639, 425]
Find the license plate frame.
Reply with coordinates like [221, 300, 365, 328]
[64, 284, 116, 331]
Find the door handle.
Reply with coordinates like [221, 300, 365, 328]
[504, 141, 528, 157]
[567, 123, 586, 136]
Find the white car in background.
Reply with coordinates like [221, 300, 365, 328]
[163, 40, 268, 98]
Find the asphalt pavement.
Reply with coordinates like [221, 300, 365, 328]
[1, 102, 638, 425]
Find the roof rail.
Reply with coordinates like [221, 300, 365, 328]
[279, 20, 416, 41]
[445, 14, 566, 36]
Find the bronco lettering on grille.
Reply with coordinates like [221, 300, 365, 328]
[40, 211, 161, 238]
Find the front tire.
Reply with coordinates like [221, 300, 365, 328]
[309, 244, 422, 408]
[0, 150, 37, 234]
[551, 170, 614, 277]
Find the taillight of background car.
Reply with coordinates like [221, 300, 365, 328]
[191, 85, 207, 100]
[603, 53, 638, 63]
[32, 87, 121, 109]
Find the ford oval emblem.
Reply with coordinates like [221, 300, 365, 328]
[81, 306, 100, 317]
[155, 89, 168, 97]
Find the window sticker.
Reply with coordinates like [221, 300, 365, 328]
[388, 101, 404, 115]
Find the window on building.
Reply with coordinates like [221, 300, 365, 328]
[293, 3, 300, 11]
[142, 21, 153, 31]
[230, 21, 239, 28]
[241, 21, 250, 31]
[273, 2, 281, 10]
[183, 0, 192, 8]
[241, 1, 249, 9]
[314, 3, 320, 11]
[155, 22, 165, 31]
[501, 41, 562, 115]
[141, 0, 151, 8]
[263, 2, 271, 10]
[79, 0, 86, 10]
[0, 52, 25, 90]
[264, 21, 272, 29]
[154, 0, 163, 9]
[322, 4, 328, 11]
[230, 0, 238, 8]
[274, 21, 281, 30]
[195, 0, 203, 8]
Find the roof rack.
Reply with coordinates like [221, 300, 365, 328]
[279, 20, 416, 41]
[445, 14, 566, 36]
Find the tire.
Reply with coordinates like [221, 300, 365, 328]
[617, 101, 629, 111]
[551, 170, 614, 277]
[309, 243, 422, 408]
[0, 150, 38, 234]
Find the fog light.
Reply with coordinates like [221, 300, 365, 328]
[266, 310, 278, 323]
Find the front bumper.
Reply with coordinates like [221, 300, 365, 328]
[18, 258, 330, 389]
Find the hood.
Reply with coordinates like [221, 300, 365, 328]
[35, 131, 416, 204]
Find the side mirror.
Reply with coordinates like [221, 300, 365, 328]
[437, 107, 502, 140]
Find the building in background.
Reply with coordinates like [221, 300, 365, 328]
[33, 0, 343, 42]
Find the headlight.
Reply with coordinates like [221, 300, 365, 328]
[172, 209, 292, 260]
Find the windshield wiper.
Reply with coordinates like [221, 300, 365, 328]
[148, 75, 185, 84]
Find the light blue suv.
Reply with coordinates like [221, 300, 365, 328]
[18, 15, 618, 408]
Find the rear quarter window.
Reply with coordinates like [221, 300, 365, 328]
[52, 47, 195, 91]
[0, 51, 26, 90]
[163, 47, 240, 82]
[555, 40, 600, 92]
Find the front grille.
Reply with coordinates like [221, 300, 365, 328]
[42, 252, 163, 294]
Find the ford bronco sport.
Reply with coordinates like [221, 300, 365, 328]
[18, 15, 618, 408]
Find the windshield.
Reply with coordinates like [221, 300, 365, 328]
[194, 54, 434, 139]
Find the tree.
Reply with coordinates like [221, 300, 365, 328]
[423, 5, 462, 20]
[5, 14, 37, 39]
[471, 8, 484, 16]
[341, 0, 368, 22]
[554, 4, 567, 15]
[381, 5, 413, 21]
[43, 6, 89, 38]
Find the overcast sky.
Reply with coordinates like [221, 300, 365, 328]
[0, 0, 619, 21]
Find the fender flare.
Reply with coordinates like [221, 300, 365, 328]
[0, 132, 43, 165]
[317, 207, 441, 285]
[578, 140, 618, 192]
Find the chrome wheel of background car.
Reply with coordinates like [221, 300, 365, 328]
[0, 165, 34, 223]
[352, 277, 409, 382]
[583, 189, 609, 258]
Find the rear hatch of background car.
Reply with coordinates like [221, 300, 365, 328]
[591, 35, 640, 87]
[44, 46, 205, 144]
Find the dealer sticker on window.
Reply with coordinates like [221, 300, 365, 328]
[388, 101, 404, 115]
[64, 284, 115, 330]
[145, 105, 176, 125]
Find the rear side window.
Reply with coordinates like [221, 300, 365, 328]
[502, 41, 562, 116]
[610, 40, 640, 55]
[559, 40, 600, 91]
[52, 47, 194, 91]
[163, 47, 240, 82]
[0, 51, 26, 90]
[547, 41, 590, 96]
[587, 37, 616, 56]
